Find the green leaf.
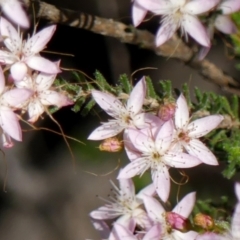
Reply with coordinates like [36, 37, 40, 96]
[81, 99, 96, 116]
[119, 74, 131, 93]
[145, 76, 158, 99]
[94, 70, 113, 92]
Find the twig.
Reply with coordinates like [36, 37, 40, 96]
[25, 0, 240, 92]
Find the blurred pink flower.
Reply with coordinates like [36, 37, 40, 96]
[118, 120, 201, 201]
[0, 17, 60, 81]
[88, 77, 147, 140]
[132, 0, 148, 26]
[136, 0, 220, 46]
[173, 94, 223, 165]
[15, 72, 73, 123]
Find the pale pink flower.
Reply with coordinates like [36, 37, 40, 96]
[118, 120, 201, 202]
[88, 77, 147, 140]
[15, 72, 73, 123]
[215, 0, 240, 34]
[132, 1, 148, 26]
[0, 17, 61, 81]
[1, 0, 29, 28]
[90, 176, 155, 230]
[0, 66, 32, 147]
[142, 192, 198, 239]
[137, 0, 220, 46]
[173, 94, 223, 165]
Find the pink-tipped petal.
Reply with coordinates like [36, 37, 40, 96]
[172, 192, 196, 218]
[184, 0, 220, 14]
[26, 56, 61, 74]
[2, 133, 13, 148]
[91, 90, 124, 118]
[10, 62, 28, 81]
[183, 15, 210, 47]
[152, 165, 170, 202]
[88, 121, 124, 140]
[0, 109, 21, 141]
[188, 115, 223, 138]
[127, 77, 146, 115]
[219, 0, 240, 14]
[215, 15, 238, 34]
[155, 21, 177, 46]
[24, 25, 56, 54]
[175, 94, 189, 129]
[184, 139, 219, 165]
[39, 91, 73, 107]
[2, 0, 29, 28]
[132, 2, 147, 27]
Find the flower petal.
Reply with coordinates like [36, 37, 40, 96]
[35, 72, 57, 91]
[90, 219, 110, 239]
[88, 121, 124, 140]
[26, 56, 61, 74]
[2, 133, 13, 148]
[0, 50, 16, 65]
[127, 77, 146, 116]
[136, 0, 172, 14]
[91, 90, 124, 118]
[0, 109, 21, 141]
[152, 164, 170, 202]
[137, 183, 156, 199]
[132, 2, 147, 27]
[155, 21, 178, 46]
[173, 230, 198, 240]
[143, 195, 165, 221]
[163, 152, 201, 168]
[235, 182, 240, 201]
[143, 223, 161, 240]
[117, 157, 149, 179]
[184, 0, 220, 14]
[111, 223, 136, 240]
[28, 99, 45, 123]
[188, 115, 223, 138]
[0, 66, 5, 94]
[172, 192, 196, 218]
[124, 130, 141, 161]
[155, 120, 174, 153]
[10, 62, 28, 81]
[90, 206, 119, 220]
[39, 90, 73, 107]
[1, 0, 29, 28]
[219, 0, 240, 14]
[0, 17, 21, 52]
[128, 128, 155, 153]
[184, 139, 218, 165]
[215, 15, 237, 34]
[175, 94, 189, 129]
[2, 88, 32, 108]
[183, 15, 210, 47]
[119, 177, 135, 199]
[24, 25, 56, 55]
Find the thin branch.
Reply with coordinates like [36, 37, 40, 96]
[25, 0, 240, 92]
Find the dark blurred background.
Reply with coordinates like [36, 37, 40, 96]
[0, 0, 239, 239]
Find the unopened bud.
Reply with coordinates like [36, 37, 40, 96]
[99, 137, 122, 152]
[158, 102, 176, 121]
[166, 212, 188, 231]
[194, 213, 214, 230]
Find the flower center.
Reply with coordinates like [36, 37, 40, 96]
[178, 131, 190, 143]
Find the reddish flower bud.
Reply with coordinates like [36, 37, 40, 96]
[99, 137, 122, 152]
[194, 213, 214, 230]
[158, 102, 176, 121]
[166, 212, 188, 231]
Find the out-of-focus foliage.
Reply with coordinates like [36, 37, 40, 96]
[231, 12, 240, 68]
